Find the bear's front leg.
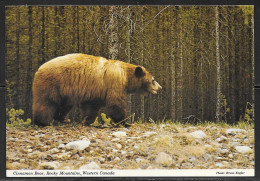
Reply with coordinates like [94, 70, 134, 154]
[106, 95, 127, 124]
[80, 101, 100, 126]
[106, 104, 127, 124]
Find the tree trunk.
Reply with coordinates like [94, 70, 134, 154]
[215, 6, 221, 122]
[40, 7, 45, 65]
[108, 6, 119, 60]
[139, 7, 145, 121]
[15, 8, 20, 107]
[251, 14, 254, 119]
[126, 6, 132, 118]
[25, 6, 33, 118]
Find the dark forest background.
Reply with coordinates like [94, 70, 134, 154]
[5, 6, 254, 124]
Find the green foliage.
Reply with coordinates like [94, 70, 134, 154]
[6, 108, 32, 128]
[239, 5, 254, 24]
[100, 113, 112, 126]
[6, 80, 32, 128]
[219, 94, 230, 122]
[90, 113, 113, 127]
[243, 102, 254, 124]
[6, 80, 16, 108]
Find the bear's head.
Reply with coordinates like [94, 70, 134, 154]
[134, 66, 162, 95]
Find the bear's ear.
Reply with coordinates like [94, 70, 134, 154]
[135, 66, 145, 78]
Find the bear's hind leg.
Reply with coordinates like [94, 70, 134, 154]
[33, 102, 55, 126]
[53, 104, 72, 122]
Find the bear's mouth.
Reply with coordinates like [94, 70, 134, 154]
[150, 89, 158, 94]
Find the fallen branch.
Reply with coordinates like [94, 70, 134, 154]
[113, 113, 135, 127]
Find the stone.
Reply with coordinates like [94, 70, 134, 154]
[35, 134, 45, 138]
[143, 131, 157, 137]
[155, 152, 173, 166]
[136, 158, 148, 164]
[112, 131, 127, 137]
[219, 148, 229, 154]
[65, 140, 90, 151]
[216, 136, 227, 143]
[58, 144, 65, 149]
[229, 141, 240, 147]
[114, 157, 120, 162]
[226, 128, 246, 135]
[121, 151, 127, 155]
[99, 157, 105, 163]
[27, 149, 33, 153]
[189, 130, 207, 139]
[215, 162, 224, 167]
[115, 143, 122, 149]
[79, 161, 100, 170]
[235, 146, 253, 154]
[111, 138, 120, 142]
[48, 148, 59, 154]
[39, 161, 60, 170]
[228, 153, 233, 158]
[134, 145, 139, 149]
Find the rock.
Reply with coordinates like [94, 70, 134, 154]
[216, 157, 223, 160]
[99, 157, 105, 163]
[235, 146, 253, 154]
[9, 137, 18, 142]
[35, 134, 45, 138]
[111, 138, 120, 142]
[19, 159, 26, 163]
[62, 166, 71, 170]
[229, 141, 240, 147]
[243, 139, 249, 143]
[58, 144, 65, 149]
[121, 151, 127, 155]
[112, 149, 118, 153]
[28, 149, 33, 153]
[79, 161, 100, 170]
[215, 162, 224, 167]
[136, 158, 148, 164]
[155, 152, 173, 166]
[39, 161, 60, 170]
[189, 130, 207, 139]
[219, 148, 229, 154]
[112, 131, 127, 137]
[228, 153, 233, 158]
[216, 136, 227, 143]
[48, 148, 59, 154]
[114, 157, 120, 162]
[65, 140, 90, 151]
[115, 143, 122, 149]
[189, 156, 196, 162]
[226, 128, 246, 135]
[57, 152, 70, 159]
[143, 131, 157, 137]
[204, 144, 212, 148]
[134, 145, 139, 149]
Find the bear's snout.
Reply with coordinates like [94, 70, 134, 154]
[151, 81, 162, 94]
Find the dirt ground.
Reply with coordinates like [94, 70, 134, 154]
[6, 123, 254, 170]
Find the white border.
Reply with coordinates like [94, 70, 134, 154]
[6, 169, 254, 177]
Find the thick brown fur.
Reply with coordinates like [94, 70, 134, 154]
[32, 53, 162, 126]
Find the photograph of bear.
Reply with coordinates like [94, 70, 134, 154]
[32, 53, 162, 126]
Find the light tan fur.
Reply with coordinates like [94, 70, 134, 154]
[32, 53, 161, 126]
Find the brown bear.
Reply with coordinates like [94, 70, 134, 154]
[32, 53, 162, 126]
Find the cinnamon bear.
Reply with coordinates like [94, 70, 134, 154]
[32, 54, 162, 126]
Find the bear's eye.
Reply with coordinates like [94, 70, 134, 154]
[152, 80, 155, 85]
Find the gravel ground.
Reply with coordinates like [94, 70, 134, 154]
[6, 123, 254, 170]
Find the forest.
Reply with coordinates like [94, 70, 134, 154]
[5, 5, 254, 124]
